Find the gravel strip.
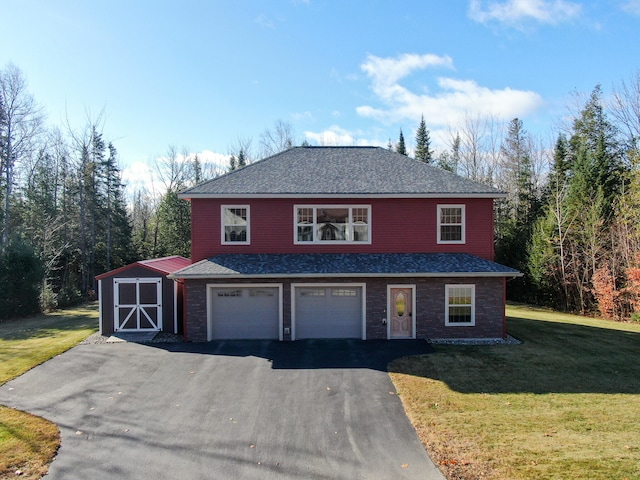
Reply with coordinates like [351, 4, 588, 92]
[81, 332, 519, 346]
[80, 331, 184, 344]
[428, 335, 521, 345]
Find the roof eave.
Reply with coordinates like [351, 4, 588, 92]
[179, 192, 507, 200]
[168, 271, 522, 280]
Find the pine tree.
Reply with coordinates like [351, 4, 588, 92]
[568, 85, 625, 222]
[495, 118, 540, 301]
[438, 133, 461, 173]
[396, 129, 407, 156]
[237, 148, 247, 168]
[155, 189, 191, 258]
[414, 115, 433, 163]
[101, 143, 133, 271]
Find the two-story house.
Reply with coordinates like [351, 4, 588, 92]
[170, 146, 520, 342]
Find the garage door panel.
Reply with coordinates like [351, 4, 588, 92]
[211, 287, 279, 340]
[295, 286, 362, 339]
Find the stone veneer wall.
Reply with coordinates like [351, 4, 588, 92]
[184, 276, 505, 342]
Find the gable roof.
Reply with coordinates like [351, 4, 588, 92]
[96, 256, 191, 280]
[169, 253, 521, 279]
[179, 146, 503, 199]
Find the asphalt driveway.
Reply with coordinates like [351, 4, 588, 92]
[0, 339, 444, 480]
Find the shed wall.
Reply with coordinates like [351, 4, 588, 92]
[98, 265, 181, 335]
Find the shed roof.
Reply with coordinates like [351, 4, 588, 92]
[169, 253, 521, 279]
[96, 256, 191, 280]
[179, 146, 503, 199]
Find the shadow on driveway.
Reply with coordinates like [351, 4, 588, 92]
[157, 338, 434, 371]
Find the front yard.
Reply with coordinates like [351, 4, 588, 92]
[0, 304, 98, 479]
[390, 304, 640, 479]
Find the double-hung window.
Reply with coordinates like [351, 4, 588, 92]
[445, 284, 475, 326]
[438, 204, 465, 244]
[221, 206, 249, 244]
[295, 205, 370, 244]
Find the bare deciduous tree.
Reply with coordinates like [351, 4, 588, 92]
[154, 145, 189, 192]
[610, 70, 640, 151]
[0, 63, 45, 245]
[259, 119, 295, 158]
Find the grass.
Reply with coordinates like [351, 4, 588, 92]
[0, 303, 98, 479]
[389, 304, 640, 480]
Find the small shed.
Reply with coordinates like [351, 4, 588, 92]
[96, 256, 191, 336]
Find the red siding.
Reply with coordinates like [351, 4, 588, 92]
[190, 197, 495, 262]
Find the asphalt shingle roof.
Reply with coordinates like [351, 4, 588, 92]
[169, 253, 521, 278]
[180, 146, 503, 197]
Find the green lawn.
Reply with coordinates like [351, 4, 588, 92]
[0, 304, 98, 479]
[389, 304, 640, 480]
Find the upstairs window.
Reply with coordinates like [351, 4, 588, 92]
[437, 205, 465, 244]
[222, 206, 250, 244]
[295, 205, 370, 244]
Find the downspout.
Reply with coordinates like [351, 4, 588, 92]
[98, 279, 103, 335]
[502, 277, 507, 339]
[173, 280, 178, 334]
[182, 280, 188, 341]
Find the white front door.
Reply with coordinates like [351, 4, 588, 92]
[389, 286, 414, 338]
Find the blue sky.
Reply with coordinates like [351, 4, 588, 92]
[1, 0, 639, 188]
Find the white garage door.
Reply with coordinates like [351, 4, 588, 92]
[294, 286, 363, 339]
[210, 286, 280, 340]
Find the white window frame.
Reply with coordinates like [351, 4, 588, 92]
[437, 204, 466, 244]
[221, 205, 250, 245]
[445, 284, 475, 326]
[293, 205, 371, 244]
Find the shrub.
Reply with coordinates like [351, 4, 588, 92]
[0, 239, 44, 319]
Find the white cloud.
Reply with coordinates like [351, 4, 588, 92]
[468, 0, 582, 25]
[291, 111, 314, 121]
[122, 161, 158, 195]
[122, 150, 229, 199]
[303, 126, 384, 147]
[361, 53, 454, 92]
[255, 14, 278, 29]
[622, 0, 640, 15]
[192, 149, 231, 172]
[357, 53, 544, 130]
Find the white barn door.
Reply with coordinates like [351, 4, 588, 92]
[114, 278, 163, 331]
